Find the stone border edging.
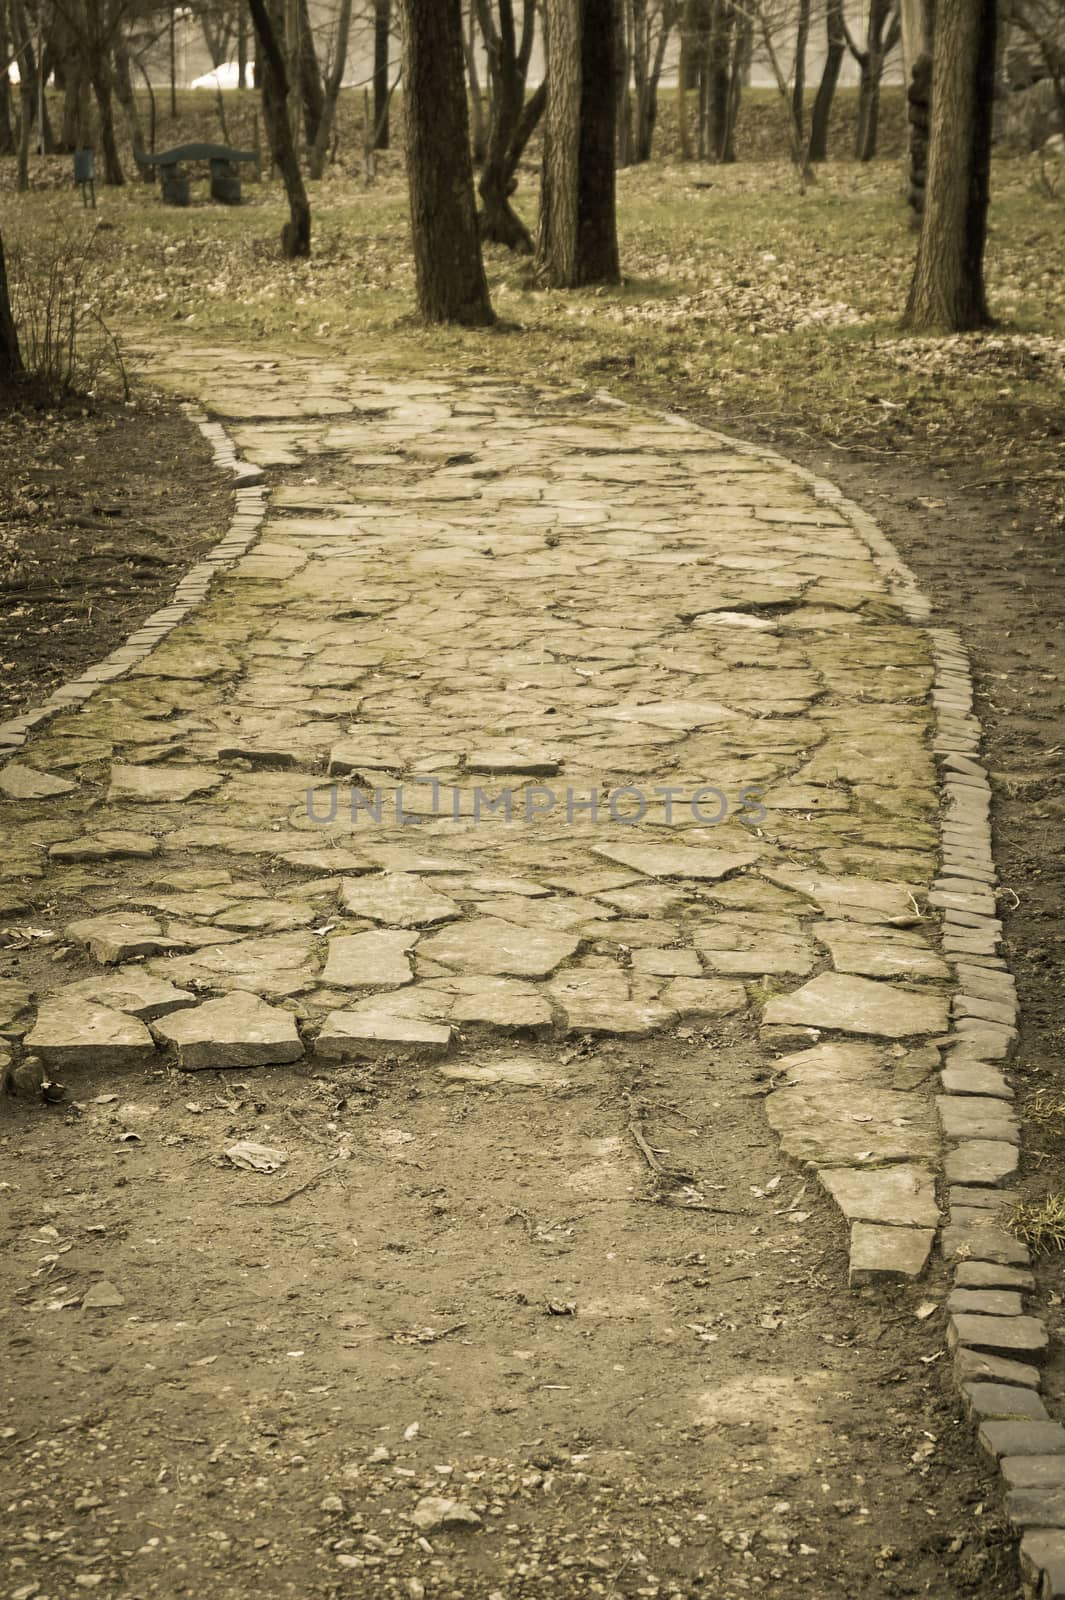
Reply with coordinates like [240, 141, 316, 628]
[0, 405, 267, 754]
[607, 396, 1053, 1599]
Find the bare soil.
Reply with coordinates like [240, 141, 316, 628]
[1, 1026, 1021, 1600]
[0, 392, 230, 723]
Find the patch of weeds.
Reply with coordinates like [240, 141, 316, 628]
[1006, 1192, 1065, 1258]
[1024, 1087, 1065, 1126]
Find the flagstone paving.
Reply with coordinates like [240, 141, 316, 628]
[0, 349, 961, 1283]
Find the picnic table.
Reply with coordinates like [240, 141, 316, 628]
[134, 142, 258, 207]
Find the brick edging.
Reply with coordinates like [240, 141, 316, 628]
[0, 405, 267, 754]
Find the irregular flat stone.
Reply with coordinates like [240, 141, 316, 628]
[762, 972, 949, 1038]
[818, 922, 949, 979]
[693, 923, 814, 976]
[151, 991, 303, 1070]
[52, 967, 197, 1021]
[0, 979, 33, 1038]
[766, 1081, 937, 1167]
[280, 847, 375, 874]
[446, 976, 554, 1030]
[147, 932, 319, 998]
[339, 874, 461, 927]
[466, 745, 561, 776]
[1005, 1458, 1065, 1490]
[760, 869, 924, 925]
[937, 1094, 1019, 1143]
[49, 831, 161, 861]
[954, 1349, 1041, 1389]
[107, 763, 225, 803]
[848, 1223, 934, 1285]
[955, 1261, 1033, 1290]
[942, 1222, 1030, 1266]
[213, 898, 317, 932]
[631, 948, 703, 978]
[660, 977, 747, 1019]
[24, 999, 156, 1070]
[980, 1422, 1065, 1460]
[948, 1289, 1025, 1317]
[322, 930, 418, 988]
[963, 1384, 1048, 1422]
[593, 843, 761, 880]
[316, 1010, 451, 1059]
[419, 918, 579, 978]
[944, 1140, 1019, 1185]
[1019, 1530, 1065, 1598]
[819, 1164, 939, 1228]
[65, 912, 180, 965]
[0, 762, 77, 799]
[940, 1063, 1012, 1098]
[949, 1314, 1049, 1360]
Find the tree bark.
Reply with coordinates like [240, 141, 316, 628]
[615, 0, 633, 166]
[308, 0, 352, 178]
[476, 0, 542, 252]
[0, 1, 15, 156]
[249, 0, 311, 256]
[538, 0, 620, 288]
[399, 0, 495, 325]
[373, 0, 391, 148]
[297, 0, 324, 145]
[0, 228, 22, 387]
[903, 0, 996, 331]
[791, 0, 810, 142]
[112, 30, 147, 165]
[808, 0, 845, 162]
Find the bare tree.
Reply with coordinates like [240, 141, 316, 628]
[399, 0, 495, 324]
[904, 0, 998, 331]
[249, 0, 311, 255]
[475, 0, 545, 251]
[808, 0, 845, 160]
[843, 0, 902, 160]
[0, 226, 22, 387]
[373, 0, 391, 147]
[308, 0, 352, 177]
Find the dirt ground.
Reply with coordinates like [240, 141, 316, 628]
[1, 1026, 1021, 1600]
[0, 394, 231, 723]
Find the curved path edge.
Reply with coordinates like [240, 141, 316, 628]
[0, 362, 1052, 1595]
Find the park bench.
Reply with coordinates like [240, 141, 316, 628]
[134, 142, 258, 207]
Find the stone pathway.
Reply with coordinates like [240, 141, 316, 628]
[0, 348, 967, 1284]
[5, 347, 1056, 1596]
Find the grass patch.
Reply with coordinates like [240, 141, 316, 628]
[3, 119, 1063, 531]
[1006, 1193, 1065, 1259]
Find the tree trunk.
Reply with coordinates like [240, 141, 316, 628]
[399, 0, 495, 325]
[476, 0, 541, 252]
[538, 0, 620, 288]
[708, 0, 731, 160]
[792, 0, 810, 142]
[249, 0, 311, 256]
[615, 0, 633, 167]
[676, 25, 691, 159]
[463, 1, 488, 165]
[373, 0, 391, 148]
[632, 0, 671, 163]
[903, 0, 995, 331]
[0, 1, 15, 156]
[90, 59, 125, 184]
[808, 0, 845, 162]
[0, 228, 22, 386]
[308, 0, 352, 178]
[238, 4, 249, 89]
[297, 0, 324, 146]
[112, 32, 147, 163]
